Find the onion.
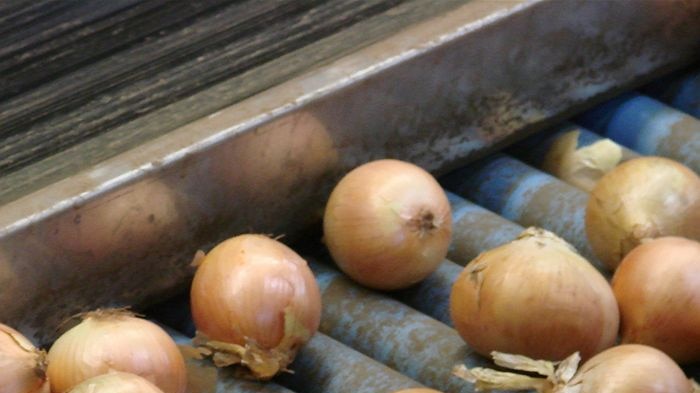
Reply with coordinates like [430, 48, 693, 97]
[323, 159, 452, 290]
[454, 344, 697, 393]
[541, 129, 623, 192]
[449, 227, 619, 361]
[67, 372, 164, 393]
[0, 323, 48, 393]
[190, 234, 321, 380]
[612, 236, 700, 364]
[586, 156, 700, 269]
[46, 310, 186, 393]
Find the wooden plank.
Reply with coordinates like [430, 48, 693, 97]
[0, 0, 466, 203]
[0, 0, 403, 173]
[0, 0, 233, 100]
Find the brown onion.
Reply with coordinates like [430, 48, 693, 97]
[450, 227, 619, 361]
[67, 372, 164, 393]
[0, 323, 48, 393]
[454, 344, 696, 393]
[323, 159, 451, 290]
[46, 310, 186, 393]
[612, 236, 700, 364]
[190, 234, 321, 379]
[586, 156, 700, 269]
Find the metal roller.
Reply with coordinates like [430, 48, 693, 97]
[441, 154, 606, 272]
[643, 67, 700, 118]
[575, 92, 700, 173]
[276, 332, 424, 393]
[446, 191, 523, 264]
[311, 260, 485, 393]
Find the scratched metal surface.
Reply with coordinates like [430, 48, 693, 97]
[2, 0, 700, 344]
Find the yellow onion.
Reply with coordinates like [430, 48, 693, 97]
[190, 234, 321, 380]
[0, 323, 48, 393]
[586, 156, 700, 269]
[67, 372, 164, 393]
[612, 236, 700, 364]
[449, 227, 618, 361]
[454, 344, 696, 393]
[323, 159, 452, 290]
[46, 310, 186, 393]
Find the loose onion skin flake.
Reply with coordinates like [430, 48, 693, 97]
[323, 159, 452, 290]
[454, 345, 698, 393]
[190, 234, 321, 380]
[586, 156, 700, 270]
[46, 310, 186, 393]
[0, 323, 49, 393]
[612, 236, 700, 364]
[67, 372, 164, 393]
[450, 228, 619, 361]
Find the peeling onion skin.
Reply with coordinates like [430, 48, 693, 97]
[586, 156, 700, 270]
[46, 312, 186, 393]
[67, 372, 164, 393]
[190, 234, 321, 366]
[571, 344, 693, 393]
[450, 228, 619, 361]
[612, 237, 700, 364]
[323, 159, 452, 290]
[0, 324, 49, 393]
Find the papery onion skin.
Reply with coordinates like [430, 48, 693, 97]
[190, 234, 321, 376]
[570, 344, 693, 393]
[46, 311, 186, 393]
[0, 323, 49, 393]
[586, 156, 700, 270]
[612, 237, 700, 364]
[450, 228, 619, 361]
[67, 372, 164, 393]
[323, 159, 452, 290]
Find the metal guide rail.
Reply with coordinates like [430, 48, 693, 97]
[0, 2, 699, 392]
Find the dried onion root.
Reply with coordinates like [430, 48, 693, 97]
[453, 345, 697, 393]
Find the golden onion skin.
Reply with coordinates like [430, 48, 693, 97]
[586, 157, 700, 270]
[572, 344, 693, 393]
[450, 228, 619, 361]
[323, 159, 452, 290]
[0, 324, 48, 393]
[612, 237, 700, 364]
[46, 313, 186, 393]
[67, 372, 164, 393]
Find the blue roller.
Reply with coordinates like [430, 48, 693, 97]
[575, 92, 699, 172]
[441, 154, 606, 273]
[446, 191, 523, 264]
[643, 68, 700, 118]
[311, 260, 487, 393]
